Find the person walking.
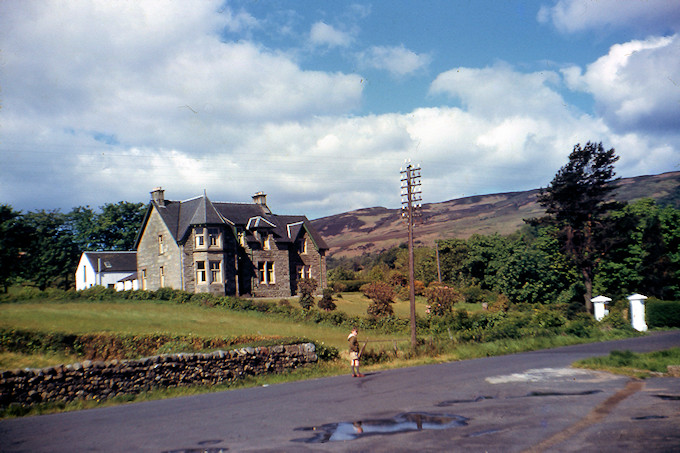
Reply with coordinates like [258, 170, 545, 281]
[348, 327, 364, 377]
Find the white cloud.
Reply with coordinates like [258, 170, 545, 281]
[310, 21, 353, 48]
[0, 1, 678, 220]
[430, 64, 567, 119]
[357, 45, 431, 77]
[538, 0, 680, 34]
[562, 34, 680, 133]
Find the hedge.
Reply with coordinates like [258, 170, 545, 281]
[647, 299, 680, 328]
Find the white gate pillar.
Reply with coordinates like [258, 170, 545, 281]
[627, 293, 648, 332]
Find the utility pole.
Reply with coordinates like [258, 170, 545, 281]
[401, 160, 421, 351]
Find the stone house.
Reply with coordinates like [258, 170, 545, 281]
[75, 251, 138, 291]
[134, 188, 328, 297]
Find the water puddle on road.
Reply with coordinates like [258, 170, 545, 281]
[632, 415, 668, 420]
[436, 396, 494, 406]
[292, 412, 468, 443]
[654, 394, 680, 401]
[525, 390, 602, 397]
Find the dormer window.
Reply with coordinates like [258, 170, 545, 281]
[208, 228, 220, 247]
[195, 228, 205, 248]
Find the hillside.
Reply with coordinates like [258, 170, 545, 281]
[311, 171, 680, 258]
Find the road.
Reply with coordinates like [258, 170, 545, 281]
[1, 331, 679, 452]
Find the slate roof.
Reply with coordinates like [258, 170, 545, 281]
[83, 251, 137, 272]
[140, 194, 328, 250]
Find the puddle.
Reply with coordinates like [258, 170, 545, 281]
[654, 394, 680, 401]
[632, 415, 668, 420]
[293, 412, 468, 443]
[162, 440, 227, 453]
[436, 396, 494, 406]
[162, 449, 227, 453]
[464, 428, 503, 438]
[525, 390, 602, 397]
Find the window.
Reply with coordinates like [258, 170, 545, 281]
[141, 269, 147, 290]
[298, 265, 311, 280]
[195, 228, 205, 248]
[208, 228, 220, 247]
[299, 238, 307, 254]
[160, 266, 165, 287]
[210, 261, 222, 283]
[258, 261, 275, 284]
[83, 266, 87, 283]
[158, 235, 164, 255]
[238, 230, 246, 247]
[196, 261, 206, 283]
[263, 234, 272, 250]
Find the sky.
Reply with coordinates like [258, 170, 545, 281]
[1, 0, 679, 220]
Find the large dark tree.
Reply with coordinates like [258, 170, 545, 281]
[530, 142, 621, 313]
[0, 205, 30, 292]
[22, 210, 81, 290]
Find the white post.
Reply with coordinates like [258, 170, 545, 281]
[591, 295, 611, 321]
[627, 294, 648, 332]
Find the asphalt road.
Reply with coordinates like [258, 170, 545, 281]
[2, 331, 679, 452]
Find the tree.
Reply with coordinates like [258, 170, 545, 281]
[0, 205, 30, 292]
[22, 210, 81, 290]
[595, 199, 680, 300]
[68, 201, 146, 251]
[530, 142, 621, 313]
[96, 202, 146, 250]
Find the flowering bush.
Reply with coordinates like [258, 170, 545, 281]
[361, 281, 395, 317]
[425, 285, 463, 317]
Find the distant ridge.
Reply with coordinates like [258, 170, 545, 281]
[311, 171, 680, 258]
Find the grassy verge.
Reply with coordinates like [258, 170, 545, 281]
[574, 347, 680, 378]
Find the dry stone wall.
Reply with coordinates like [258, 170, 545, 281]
[0, 343, 317, 408]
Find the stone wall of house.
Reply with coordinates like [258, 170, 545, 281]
[251, 248, 292, 298]
[0, 343, 317, 408]
[137, 209, 182, 290]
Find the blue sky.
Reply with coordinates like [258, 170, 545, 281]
[1, 0, 679, 219]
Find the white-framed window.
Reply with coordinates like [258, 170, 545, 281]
[195, 228, 205, 248]
[158, 234, 164, 255]
[196, 261, 206, 283]
[141, 269, 147, 290]
[210, 261, 222, 283]
[258, 261, 275, 284]
[299, 238, 307, 254]
[160, 266, 165, 287]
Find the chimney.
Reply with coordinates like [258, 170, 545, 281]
[151, 187, 165, 205]
[252, 191, 271, 214]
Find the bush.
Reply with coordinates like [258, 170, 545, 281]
[318, 289, 337, 311]
[646, 299, 680, 328]
[361, 282, 395, 318]
[425, 285, 463, 317]
[297, 278, 317, 310]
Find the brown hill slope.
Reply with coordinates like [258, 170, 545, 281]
[311, 171, 680, 258]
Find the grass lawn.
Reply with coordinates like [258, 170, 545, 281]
[574, 347, 680, 378]
[0, 298, 405, 364]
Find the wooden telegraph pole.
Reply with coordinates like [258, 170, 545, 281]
[401, 161, 421, 351]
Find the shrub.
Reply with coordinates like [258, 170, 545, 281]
[297, 278, 317, 310]
[318, 289, 337, 311]
[646, 299, 680, 328]
[425, 285, 463, 317]
[361, 282, 395, 318]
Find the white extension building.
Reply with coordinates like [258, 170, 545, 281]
[75, 251, 138, 291]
